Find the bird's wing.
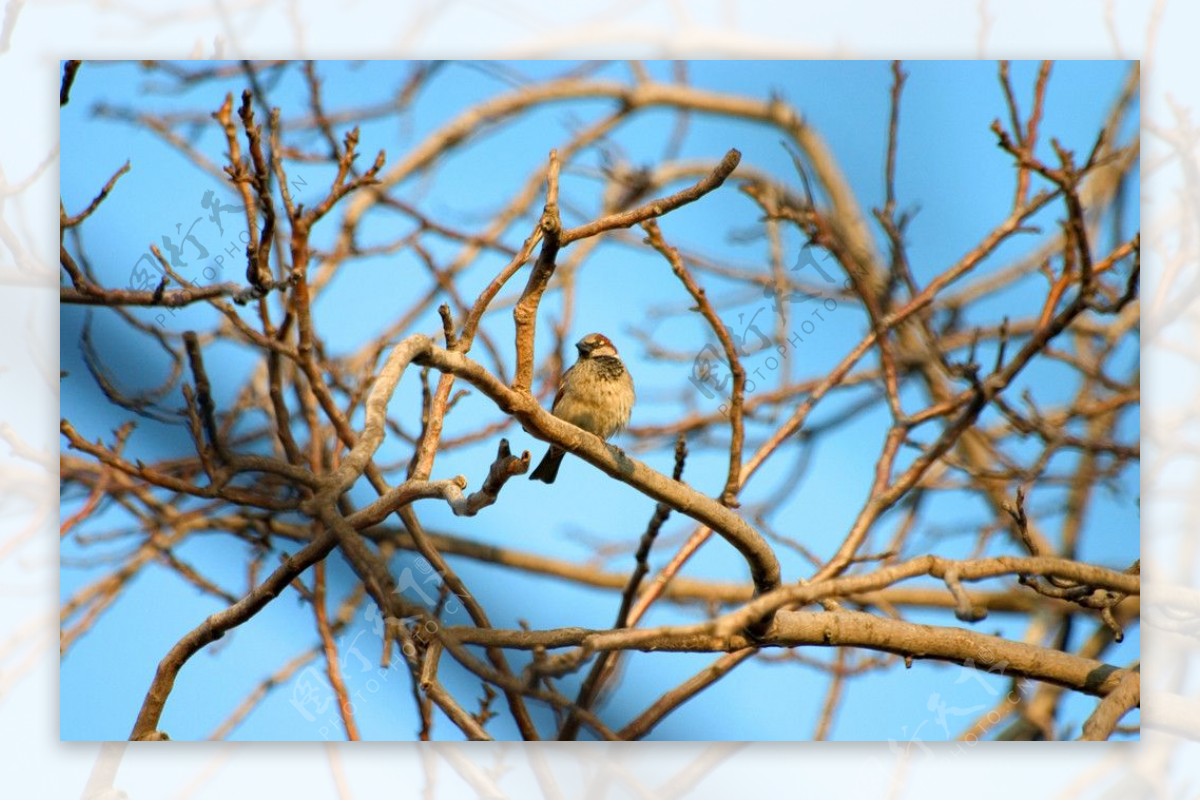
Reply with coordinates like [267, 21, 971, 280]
[550, 363, 574, 412]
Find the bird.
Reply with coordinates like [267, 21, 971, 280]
[529, 332, 635, 484]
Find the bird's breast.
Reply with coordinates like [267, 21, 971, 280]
[553, 360, 634, 440]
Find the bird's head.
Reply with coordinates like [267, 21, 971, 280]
[576, 332, 619, 359]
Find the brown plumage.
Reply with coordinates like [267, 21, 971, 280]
[529, 333, 635, 484]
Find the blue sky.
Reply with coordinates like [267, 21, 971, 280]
[60, 59, 1139, 741]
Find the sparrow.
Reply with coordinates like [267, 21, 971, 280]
[529, 332, 635, 484]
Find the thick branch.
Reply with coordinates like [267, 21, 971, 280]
[1079, 669, 1139, 740]
[511, 150, 562, 393]
[449, 609, 1132, 701]
[129, 530, 337, 740]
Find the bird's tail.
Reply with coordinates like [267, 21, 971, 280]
[529, 446, 564, 483]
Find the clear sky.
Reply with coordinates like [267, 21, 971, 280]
[60, 59, 1139, 742]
